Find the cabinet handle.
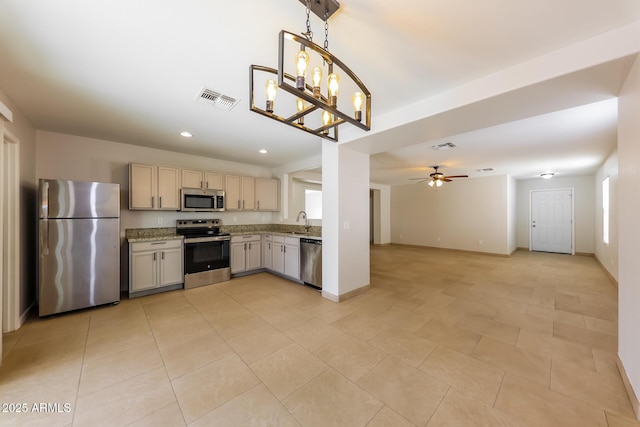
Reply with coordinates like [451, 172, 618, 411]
[244, 243, 247, 250]
[162, 251, 165, 260]
[150, 241, 167, 245]
[200, 181, 203, 188]
[249, 243, 252, 250]
[237, 200, 240, 209]
[153, 252, 156, 261]
[159, 196, 162, 208]
[206, 181, 209, 189]
[257, 201, 260, 210]
[242, 200, 245, 209]
[151, 196, 154, 208]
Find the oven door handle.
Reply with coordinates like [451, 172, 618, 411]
[184, 236, 231, 244]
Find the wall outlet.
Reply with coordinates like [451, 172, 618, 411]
[343, 221, 350, 229]
[233, 216, 237, 223]
[157, 216, 163, 225]
[478, 240, 483, 245]
[437, 236, 441, 242]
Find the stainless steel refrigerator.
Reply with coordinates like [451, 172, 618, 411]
[39, 179, 120, 316]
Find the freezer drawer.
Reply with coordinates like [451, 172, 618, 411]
[39, 218, 120, 316]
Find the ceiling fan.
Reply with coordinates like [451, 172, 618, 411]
[409, 166, 469, 187]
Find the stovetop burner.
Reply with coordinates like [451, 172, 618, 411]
[176, 219, 230, 238]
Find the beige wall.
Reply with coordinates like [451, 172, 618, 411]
[618, 53, 640, 410]
[0, 89, 37, 318]
[516, 175, 595, 254]
[391, 175, 510, 255]
[594, 149, 618, 281]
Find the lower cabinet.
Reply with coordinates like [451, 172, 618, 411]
[262, 234, 273, 270]
[231, 234, 261, 274]
[271, 236, 300, 280]
[129, 238, 183, 296]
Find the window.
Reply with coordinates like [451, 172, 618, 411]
[603, 176, 610, 244]
[305, 188, 322, 219]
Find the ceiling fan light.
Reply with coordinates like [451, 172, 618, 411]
[436, 180, 443, 187]
[428, 180, 435, 187]
[541, 172, 555, 179]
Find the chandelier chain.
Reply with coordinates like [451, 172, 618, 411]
[304, 0, 313, 41]
[324, 12, 329, 51]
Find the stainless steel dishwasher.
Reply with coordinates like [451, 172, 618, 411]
[300, 238, 322, 289]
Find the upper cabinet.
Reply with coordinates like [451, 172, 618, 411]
[256, 178, 280, 211]
[181, 169, 203, 189]
[130, 163, 180, 210]
[225, 175, 255, 210]
[181, 169, 224, 190]
[204, 172, 224, 190]
[129, 162, 279, 212]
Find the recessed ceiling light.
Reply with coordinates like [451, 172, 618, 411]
[259, 149, 268, 154]
[476, 168, 494, 172]
[541, 172, 555, 179]
[180, 131, 193, 138]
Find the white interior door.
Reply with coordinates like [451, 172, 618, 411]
[530, 189, 573, 254]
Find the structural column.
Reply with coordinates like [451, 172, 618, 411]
[321, 140, 370, 301]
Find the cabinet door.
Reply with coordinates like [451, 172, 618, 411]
[262, 238, 273, 270]
[246, 241, 261, 271]
[230, 242, 247, 273]
[241, 176, 255, 210]
[272, 243, 285, 274]
[256, 178, 279, 211]
[205, 172, 224, 190]
[129, 163, 156, 209]
[130, 250, 157, 292]
[225, 175, 241, 210]
[284, 244, 300, 279]
[182, 169, 203, 189]
[159, 247, 183, 286]
[157, 166, 180, 209]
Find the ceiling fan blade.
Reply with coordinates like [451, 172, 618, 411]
[443, 178, 452, 182]
[409, 177, 430, 180]
[444, 175, 469, 179]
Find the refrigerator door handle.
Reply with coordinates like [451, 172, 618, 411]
[40, 180, 49, 218]
[40, 220, 49, 256]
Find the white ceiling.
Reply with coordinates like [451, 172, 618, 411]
[1, 0, 639, 185]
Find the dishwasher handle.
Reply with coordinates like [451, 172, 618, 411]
[300, 238, 322, 245]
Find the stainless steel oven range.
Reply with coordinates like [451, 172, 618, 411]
[176, 219, 230, 289]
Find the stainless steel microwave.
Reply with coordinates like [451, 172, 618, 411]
[180, 187, 225, 212]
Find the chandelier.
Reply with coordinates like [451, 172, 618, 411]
[250, 0, 371, 142]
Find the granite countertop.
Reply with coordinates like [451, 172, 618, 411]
[127, 235, 183, 243]
[126, 227, 182, 242]
[125, 225, 322, 242]
[233, 231, 322, 240]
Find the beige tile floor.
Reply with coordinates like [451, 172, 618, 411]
[2, 245, 639, 426]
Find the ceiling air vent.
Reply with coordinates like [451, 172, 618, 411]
[196, 87, 240, 111]
[431, 142, 456, 150]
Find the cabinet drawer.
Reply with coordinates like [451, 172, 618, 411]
[285, 237, 300, 247]
[130, 239, 182, 252]
[272, 235, 285, 244]
[231, 234, 261, 243]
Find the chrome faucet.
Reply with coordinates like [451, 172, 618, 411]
[296, 210, 311, 232]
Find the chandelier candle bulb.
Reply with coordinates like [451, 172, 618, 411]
[322, 110, 331, 135]
[265, 79, 277, 112]
[352, 92, 364, 121]
[328, 72, 339, 106]
[295, 49, 310, 90]
[296, 98, 305, 125]
[312, 66, 322, 98]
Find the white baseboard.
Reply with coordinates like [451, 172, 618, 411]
[616, 354, 640, 421]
